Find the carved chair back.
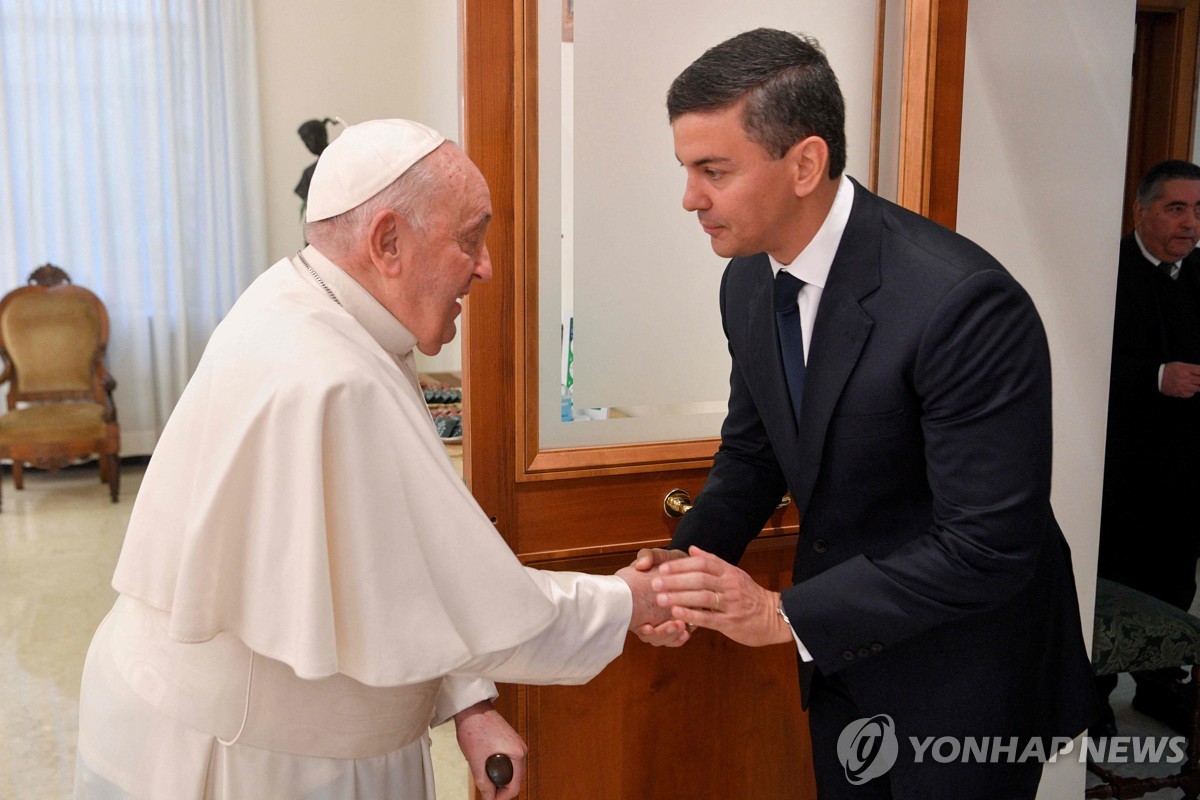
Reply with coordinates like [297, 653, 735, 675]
[0, 266, 111, 406]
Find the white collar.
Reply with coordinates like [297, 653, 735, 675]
[299, 245, 419, 356]
[1133, 230, 1178, 269]
[769, 174, 854, 285]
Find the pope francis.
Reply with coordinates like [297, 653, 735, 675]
[74, 119, 668, 800]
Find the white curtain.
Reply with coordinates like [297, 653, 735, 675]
[0, 0, 267, 454]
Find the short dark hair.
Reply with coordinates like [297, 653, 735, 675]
[666, 28, 846, 179]
[1137, 159, 1200, 205]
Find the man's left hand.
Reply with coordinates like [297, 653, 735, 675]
[454, 700, 527, 800]
[652, 546, 794, 648]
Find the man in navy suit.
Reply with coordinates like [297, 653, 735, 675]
[637, 28, 1097, 798]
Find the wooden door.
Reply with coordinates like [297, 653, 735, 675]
[1122, 0, 1200, 233]
[459, 2, 966, 797]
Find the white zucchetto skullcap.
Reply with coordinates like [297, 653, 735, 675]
[305, 118, 446, 222]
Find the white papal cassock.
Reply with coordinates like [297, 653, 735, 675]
[75, 247, 633, 799]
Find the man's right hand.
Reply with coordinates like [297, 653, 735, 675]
[633, 547, 687, 572]
[1162, 361, 1200, 398]
[628, 548, 692, 647]
[615, 564, 673, 633]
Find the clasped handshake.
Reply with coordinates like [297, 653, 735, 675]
[614, 546, 795, 649]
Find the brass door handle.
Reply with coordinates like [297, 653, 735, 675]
[663, 489, 693, 518]
[663, 489, 790, 518]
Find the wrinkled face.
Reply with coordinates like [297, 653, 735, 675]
[405, 147, 493, 355]
[1135, 178, 1200, 263]
[672, 104, 799, 260]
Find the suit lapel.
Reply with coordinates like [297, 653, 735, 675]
[790, 181, 880, 512]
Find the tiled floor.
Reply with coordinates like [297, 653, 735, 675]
[0, 461, 468, 799]
[1085, 672, 1186, 798]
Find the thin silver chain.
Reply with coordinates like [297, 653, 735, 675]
[296, 250, 342, 307]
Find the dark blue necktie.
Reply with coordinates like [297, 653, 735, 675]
[774, 270, 807, 422]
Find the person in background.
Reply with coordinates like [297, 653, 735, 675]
[1095, 159, 1200, 736]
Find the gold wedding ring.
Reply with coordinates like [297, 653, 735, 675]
[712, 591, 721, 611]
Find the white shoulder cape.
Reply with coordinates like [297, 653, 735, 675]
[112, 261, 557, 686]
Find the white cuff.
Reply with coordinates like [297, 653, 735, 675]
[778, 599, 813, 662]
[794, 631, 814, 663]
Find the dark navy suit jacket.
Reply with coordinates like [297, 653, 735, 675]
[672, 179, 1097, 743]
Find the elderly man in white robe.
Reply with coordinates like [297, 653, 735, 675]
[74, 119, 669, 800]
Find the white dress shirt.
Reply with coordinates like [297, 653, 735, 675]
[767, 174, 855, 361]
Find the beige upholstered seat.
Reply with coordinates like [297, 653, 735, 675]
[1088, 579, 1200, 798]
[0, 264, 119, 510]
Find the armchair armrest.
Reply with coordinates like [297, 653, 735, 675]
[92, 349, 118, 424]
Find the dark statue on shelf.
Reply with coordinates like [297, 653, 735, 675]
[294, 118, 338, 217]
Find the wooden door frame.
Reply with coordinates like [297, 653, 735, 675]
[898, 0, 969, 229]
[1122, 0, 1200, 232]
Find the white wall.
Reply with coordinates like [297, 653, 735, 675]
[956, 2, 1135, 796]
[875, 0, 907, 202]
[252, 0, 461, 372]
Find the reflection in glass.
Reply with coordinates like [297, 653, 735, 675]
[540, 0, 885, 448]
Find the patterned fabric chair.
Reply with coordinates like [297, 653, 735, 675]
[0, 265, 119, 510]
[1087, 577, 1200, 798]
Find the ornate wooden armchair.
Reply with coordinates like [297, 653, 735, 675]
[0, 264, 120, 510]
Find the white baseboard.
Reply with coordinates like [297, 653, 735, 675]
[120, 429, 159, 457]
